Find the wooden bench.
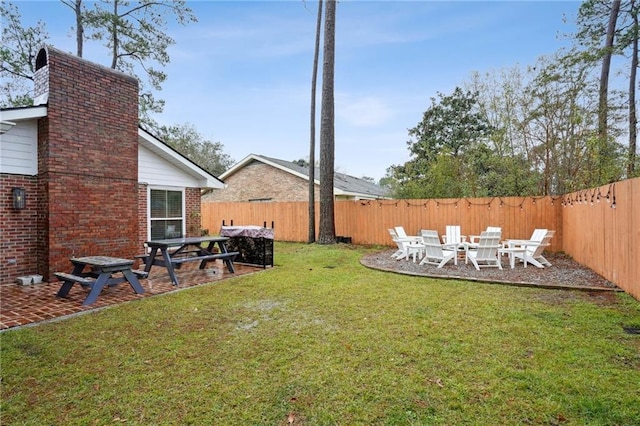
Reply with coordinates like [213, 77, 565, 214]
[54, 272, 96, 286]
[170, 252, 238, 266]
[135, 249, 214, 264]
[131, 269, 149, 278]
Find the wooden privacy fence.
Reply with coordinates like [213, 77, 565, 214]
[202, 177, 640, 300]
[203, 196, 563, 250]
[561, 178, 639, 300]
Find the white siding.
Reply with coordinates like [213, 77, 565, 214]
[0, 122, 38, 175]
[138, 145, 201, 187]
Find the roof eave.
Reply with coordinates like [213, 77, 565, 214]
[0, 106, 48, 121]
[220, 154, 312, 182]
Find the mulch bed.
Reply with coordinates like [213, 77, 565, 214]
[361, 250, 620, 291]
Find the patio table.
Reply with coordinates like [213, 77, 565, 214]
[497, 246, 528, 268]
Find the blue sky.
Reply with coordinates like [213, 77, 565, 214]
[14, 0, 581, 180]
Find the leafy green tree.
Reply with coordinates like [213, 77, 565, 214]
[0, 2, 48, 107]
[155, 123, 234, 177]
[407, 87, 491, 161]
[387, 88, 495, 198]
[464, 143, 539, 197]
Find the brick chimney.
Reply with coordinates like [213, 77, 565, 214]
[34, 46, 140, 280]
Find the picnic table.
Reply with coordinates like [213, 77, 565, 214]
[55, 256, 145, 305]
[142, 236, 238, 286]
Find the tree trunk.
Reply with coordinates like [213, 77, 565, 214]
[74, 0, 84, 57]
[308, 0, 323, 243]
[597, 0, 621, 180]
[110, 0, 120, 69]
[318, 0, 336, 245]
[628, 0, 638, 176]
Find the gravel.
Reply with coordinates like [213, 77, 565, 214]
[361, 250, 619, 291]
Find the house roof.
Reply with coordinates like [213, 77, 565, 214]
[221, 154, 389, 199]
[0, 105, 224, 188]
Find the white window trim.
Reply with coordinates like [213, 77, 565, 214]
[147, 186, 186, 241]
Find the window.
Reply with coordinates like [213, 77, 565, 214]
[150, 189, 184, 239]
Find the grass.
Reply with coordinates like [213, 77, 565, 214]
[1, 242, 639, 425]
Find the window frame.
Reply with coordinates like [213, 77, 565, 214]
[147, 186, 186, 241]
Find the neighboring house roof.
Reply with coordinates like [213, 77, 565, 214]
[221, 154, 389, 199]
[0, 105, 224, 189]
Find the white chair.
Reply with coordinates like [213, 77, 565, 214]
[442, 225, 466, 246]
[441, 225, 467, 264]
[470, 226, 501, 245]
[394, 226, 421, 242]
[388, 228, 405, 259]
[465, 231, 503, 270]
[419, 230, 456, 268]
[388, 228, 424, 261]
[509, 229, 555, 268]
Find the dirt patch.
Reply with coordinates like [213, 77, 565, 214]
[361, 250, 619, 291]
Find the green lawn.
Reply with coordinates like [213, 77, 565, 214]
[2, 243, 639, 425]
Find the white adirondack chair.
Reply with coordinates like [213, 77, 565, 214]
[511, 229, 555, 268]
[419, 230, 456, 268]
[388, 228, 405, 259]
[470, 226, 502, 244]
[389, 228, 424, 261]
[394, 226, 421, 242]
[442, 225, 466, 246]
[465, 231, 503, 270]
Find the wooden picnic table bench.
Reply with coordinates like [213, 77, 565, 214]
[143, 236, 238, 286]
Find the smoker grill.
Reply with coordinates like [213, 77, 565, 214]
[220, 225, 274, 268]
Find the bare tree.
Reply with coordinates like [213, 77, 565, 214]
[627, 0, 638, 176]
[308, 0, 323, 243]
[0, 2, 48, 107]
[60, 0, 84, 57]
[318, 0, 336, 244]
[575, 0, 633, 183]
[83, 0, 197, 124]
[597, 0, 621, 181]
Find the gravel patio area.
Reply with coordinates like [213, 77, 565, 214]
[361, 250, 620, 291]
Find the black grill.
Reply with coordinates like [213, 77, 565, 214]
[225, 236, 274, 269]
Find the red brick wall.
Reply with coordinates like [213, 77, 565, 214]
[36, 118, 50, 278]
[186, 187, 202, 236]
[137, 183, 148, 251]
[36, 46, 140, 281]
[0, 175, 40, 284]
